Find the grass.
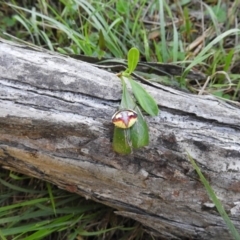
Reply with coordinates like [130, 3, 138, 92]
[0, 0, 240, 239]
[1, 0, 239, 99]
[0, 169, 149, 240]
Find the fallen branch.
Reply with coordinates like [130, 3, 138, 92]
[1, 40, 240, 239]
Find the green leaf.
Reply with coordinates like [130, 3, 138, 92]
[129, 78, 159, 116]
[187, 153, 240, 240]
[127, 47, 139, 74]
[113, 127, 131, 154]
[98, 29, 105, 51]
[129, 107, 149, 148]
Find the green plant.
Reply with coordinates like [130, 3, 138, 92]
[112, 47, 159, 154]
[0, 170, 143, 240]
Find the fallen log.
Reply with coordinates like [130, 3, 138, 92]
[1, 39, 240, 239]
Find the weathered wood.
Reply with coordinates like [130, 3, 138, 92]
[1, 40, 240, 239]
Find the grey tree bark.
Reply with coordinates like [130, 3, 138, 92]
[1, 40, 240, 239]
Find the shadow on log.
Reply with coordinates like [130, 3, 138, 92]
[1, 39, 240, 239]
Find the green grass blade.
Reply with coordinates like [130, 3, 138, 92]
[0, 230, 7, 240]
[0, 178, 41, 194]
[0, 198, 49, 213]
[158, 0, 168, 62]
[184, 28, 240, 73]
[141, 29, 150, 61]
[13, 15, 34, 43]
[76, 226, 120, 236]
[187, 153, 240, 240]
[46, 182, 56, 216]
[172, 20, 179, 62]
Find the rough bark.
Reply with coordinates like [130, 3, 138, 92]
[1, 40, 240, 239]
